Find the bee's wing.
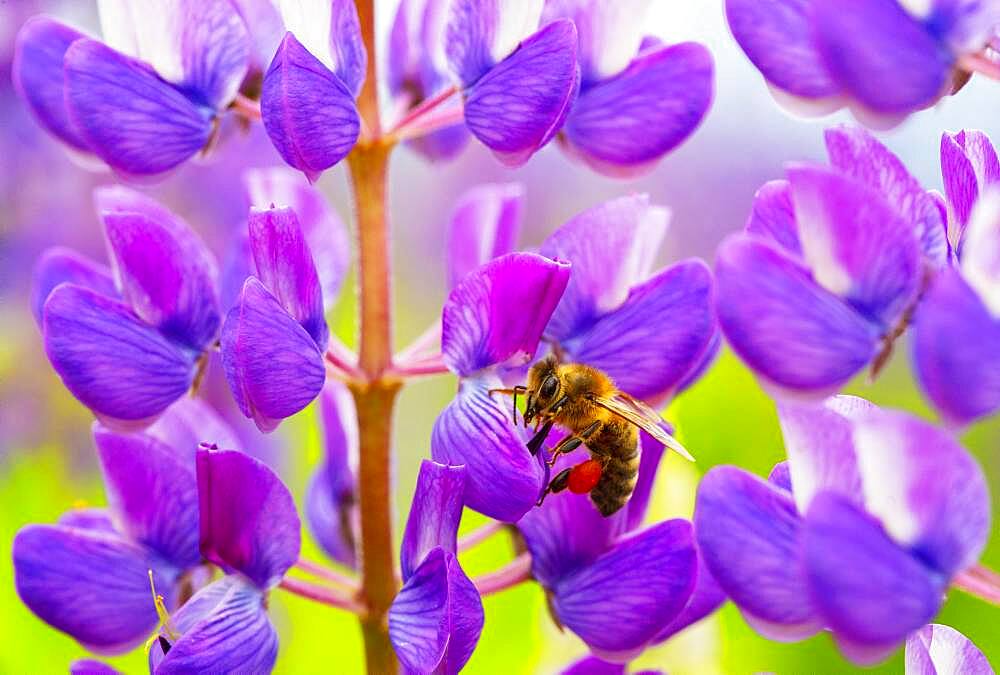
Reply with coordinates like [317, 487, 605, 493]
[589, 392, 694, 461]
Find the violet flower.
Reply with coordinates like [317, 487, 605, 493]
[715, 125, 946, 398]
[220, 203, 329, 433]
[912, 130, 1000, 425]
[14, 1, 254, 176]
[544, 1, 714, 177]
[695, 395, 991, 665]
[906, 624, 995, 675]
[34, 186, 221, 427]
[445, 181, 524, 290]
[726, 0, 1000, 123]
[146, 446, 301, 672]
[561, 655, 661, 675]
[388, 460, 484, 674]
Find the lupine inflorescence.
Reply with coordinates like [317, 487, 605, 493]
[9, 0, 1000, 673]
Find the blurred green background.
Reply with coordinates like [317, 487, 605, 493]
[2, 1, 1000, 674]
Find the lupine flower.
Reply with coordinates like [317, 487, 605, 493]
[146, 446, 300, 672]
[725, 0, 1000, 123]
[305, 380, 359, 568]
[906, 624, 995, 675]
[34, 186, 221, 427]
[14, 1, 255, 175]
[695, 396, 991, 665]
[259, 0, 366, 180]
[913, 130, 1000, 425]
[12, 399, 233, 653]
[561, 654, 662, 675]
[388, 460, 484, 674]
[221, 203, 329, 432]
[518, 437, 722, 661]
[445, 181, 524, 289]
[544, 1, 714, 177]
[716, 125, 946, 398]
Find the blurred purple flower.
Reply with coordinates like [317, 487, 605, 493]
[388, 461, 484, 674]
[906, 623, 995, 675]
[913, 130, 1000, 425]
[716, 125, 946, 398]
[695, 396, 991, 665]
[146, 446, 300, 672]
[726, 0, 1000, 123]
[546, 1, 714, 177]
[35, 186, 221, 427]
[14, 1, 254, 176]
[445, 182, 524, 290]
[561, 654, 663, 675]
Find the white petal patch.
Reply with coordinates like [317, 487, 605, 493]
[490, 0, 544, 62]
[852, 419, 920, 545]
[278, 0, 335, 70]
[961, 188, 1000, 317]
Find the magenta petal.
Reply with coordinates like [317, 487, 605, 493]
[220, 278, 325, 433]
[248, 205, 328, 350]
[64, 39, 212, 176]
[12, 17, 89, 150]
[561, 656, 627, 675]
[43, 284, 196, 423]
[197, 447, 300, 589]
[803, 492, 941, 653]
[70, 660, 121, 675]
[906, 624, 995, 675]
[810, 0, 951, 113]
[96, 186, 221, 352]
[147, 397, 239, 466]
[745, 179, 802, 256]
[260, 32, 361, 180]
[401, 461, 466, 580]
[446, 182, 524, 289]
[825, 126, 948, 266]
[464, 19, 580, 167]
[93, 425, 200, 569]
[552, 520, 697, 659]
[30, 247, 117, 327]
[694, 466, 821, 637]
[941, 130, 1000, 252]
[654, 552, 727, 643]
[13, 524, 174, 653]
[725, 0, 838, 98]
[442, 252, 570, 376]
[431, 379, 544, 522]
[714, 235, 879, 394]
[563, 42, 713, 177]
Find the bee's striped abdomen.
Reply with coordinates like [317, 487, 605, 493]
[590, 454, 640, 517]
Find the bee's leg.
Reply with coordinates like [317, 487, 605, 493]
[537, 468, 573, 506]
[546, 421, 601, 466]
[488, 386, 527, 426]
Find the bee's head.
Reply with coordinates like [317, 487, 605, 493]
[524, 355, 561, 425]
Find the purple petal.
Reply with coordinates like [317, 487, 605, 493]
[388, 547, 485, 675]
[220, 278, 325, 433]
[93, 425, 200, 569]
[64, 39, 212, 176]
[260, 32, 361, 180]
[769, 461, 793, 492]
[912, 266, 1000, 425]
[563, 42, 713, 177]
[552, 519, 697, 659]
[445, 0, 545, 84]
[446, 182, 524, 289]
[146, 397, 240, 465]
[624, 431, 667, 531]
[401, 461, 466, 580]
[776, 395, 870, 515]
[567, 259, 716, 401]
[431, 379, 544, 522]
[542, 195, 668, 342]
[12, 17, 89, 150]
[654, 551, 727, 643]
[803, 492, 942, 654]
[745, 179, 802, 256]
[544, 0, 646, 84]
[196, 446, 301, 589]
[442, 252, 570, 376]
[13, 524, 174, 653]
[463, 19, 580, 167]
[906, 624, 995, 675]
[71, 660, 121, 675]
[59, 508, 117, 533]
[43, 284, 196, 423]
[96, 185, 221, 352]
[810, 0, 951, 113]
[305, 465, 357, 568]
[244, 166, 351, 304]
[714, 235, 879, 395]
[787, 164, 922, 326]
[941, 130, 1000, 251]
[152, 576, 276, 674]
[825, 126, 948, 266]
[406, 123, 472, 162]
[724, 0, 839, 98]
[30, 247, 117, 327]
[561, 656, 626, 675]
[851, 407, 990, 578]
[694, 466, 822, 639]
[248, 205, 328, 350]
[275, 0, 367, 97]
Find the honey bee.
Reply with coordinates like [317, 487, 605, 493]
[491, 355, 693, 517]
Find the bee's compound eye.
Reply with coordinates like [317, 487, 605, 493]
[540, 375, 558, 399]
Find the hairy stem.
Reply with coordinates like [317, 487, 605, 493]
[354, 0, 380, 137]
